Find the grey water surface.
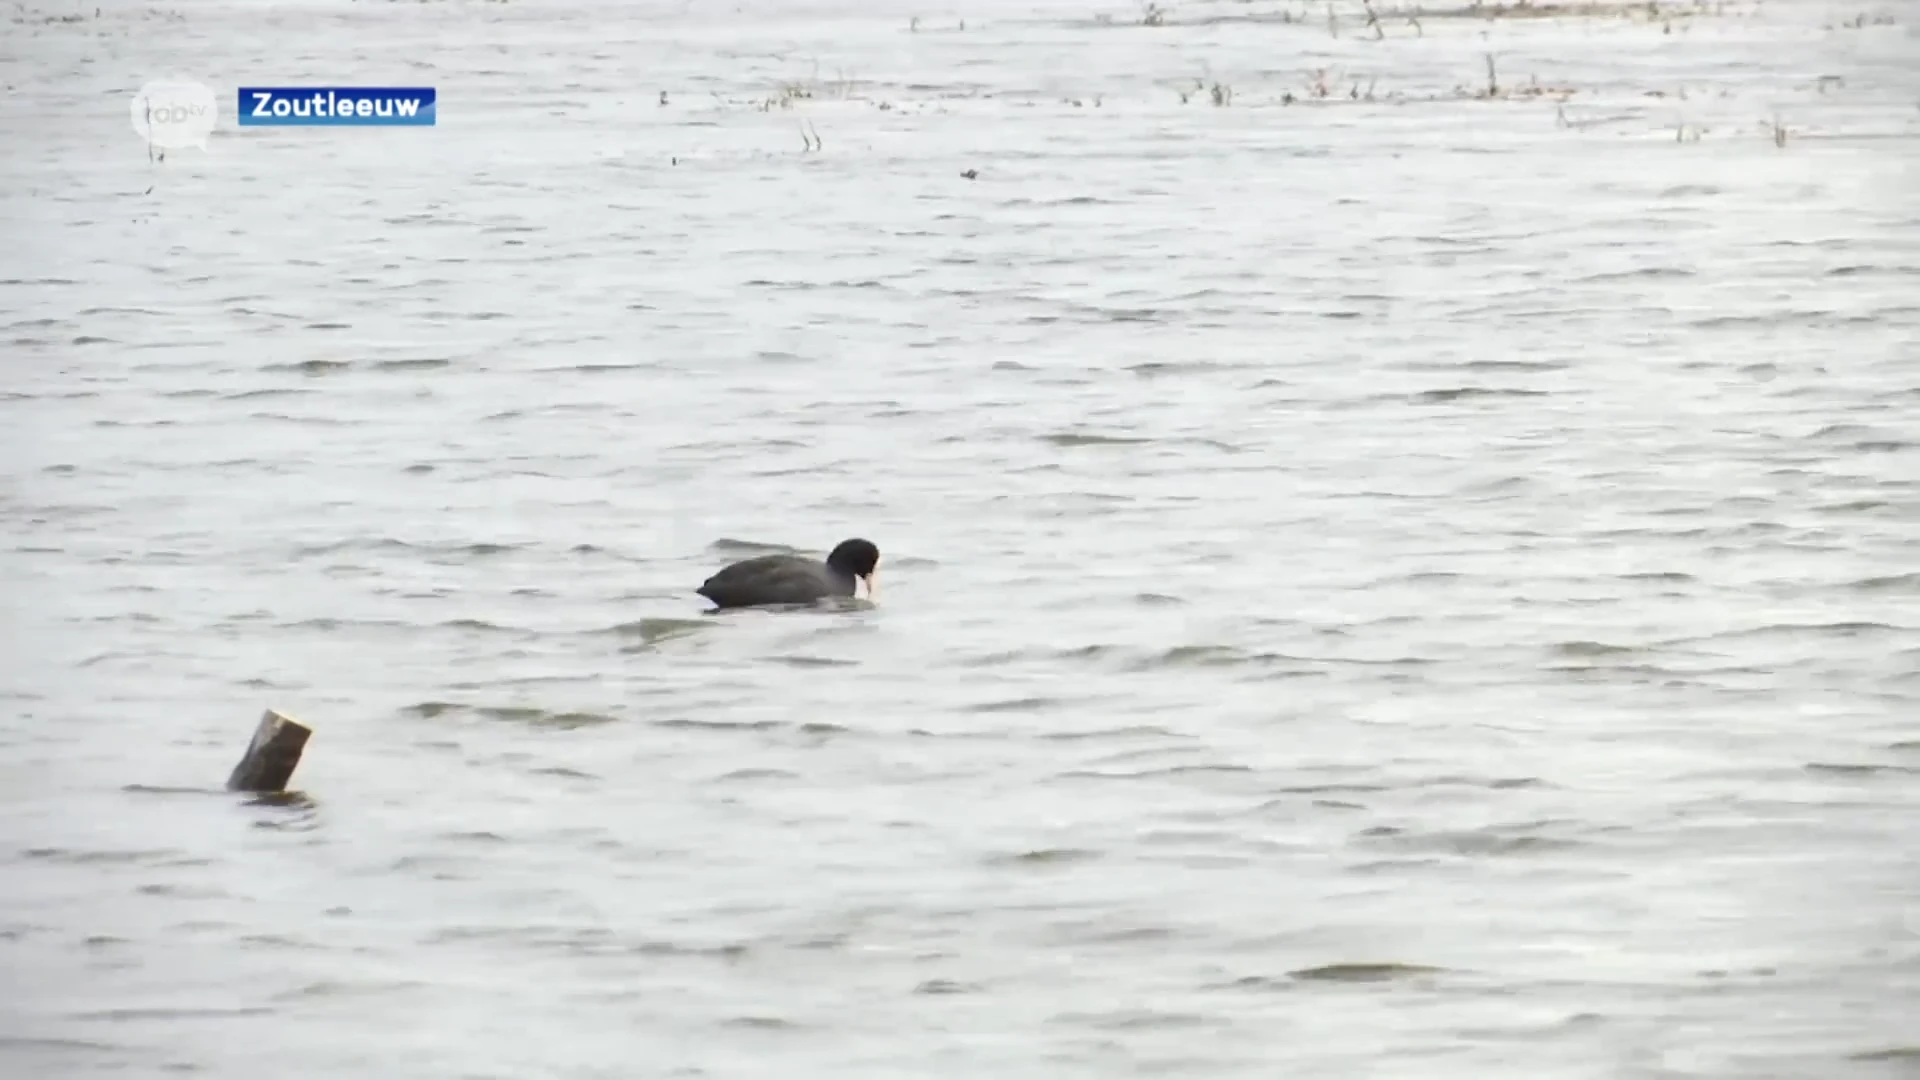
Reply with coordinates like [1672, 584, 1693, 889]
[2, 0, 1918, 1076]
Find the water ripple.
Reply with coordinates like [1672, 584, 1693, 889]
[2, 0, 1915, 1077]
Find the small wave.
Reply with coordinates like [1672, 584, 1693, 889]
[1672, 622, 1907, 645]
[1025, 644, 1125, 665]
[136, 882, 229, 899]
[264, 359, 352, 374]
[1288, 962, 1446, 983]
[1088, 305, 1162, 323]
[1361, 824, 1581, 857]
[277, 617, 408, 632]
[608, 617, 711, 645]
[291, 538, 522, 559]
[1851, 1047, 1920, 1063]
[441, 830, 508, 844]
[624, 939, 749, 960]
[988, 848, 1102, 866]
[1127, 360, 1245, 377]
[374, 358, 450, 371]
[711, 768, 798, 783]
[268, 977, 427, 1002]
[249, 412, 356, 427]
[488, 708, 616, 728]
[1059, 764, 1254, 782]
[22, 846, 185, 865]
[1133, 644, 1247, 669]
[418, 310, 510, 321]
[962, 696, 1075, 713]
[441, 618, 518, 633]
[1269, 783, 1389, 796]
[1551, 640, 1644, 657]
[1804, 762, 1916, 777]
[1411, 387, 1549, 403]
[652, 718, 782, 732]
[723, 1016, 798, 1030]
[402, 702, 618, 729]
[707, 537, 796, 555]
[948, 641, 1036, 668]
[1690, 311, 1831, 330]
[1040, 432, 1151, 447]
[1039, 724, 1181, 742]
[1125, 644, 1321, 671]
[73, 1006, 274, 1021]
[543, 362, 652, 374]
[1459, 358, 1568, 372]
[0, 1037, 123, 1053]
[1049, 1009, 1212, 1031]
[1827, 264, 1920, 278]
[1577, 266, 1693, 282]
[223, 388, 308, 401]
[1807, 423, 1873, 440]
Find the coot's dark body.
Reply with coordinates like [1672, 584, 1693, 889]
[696, 538, 880, 610]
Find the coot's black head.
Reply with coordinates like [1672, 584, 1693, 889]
[826, 538, 880, 580]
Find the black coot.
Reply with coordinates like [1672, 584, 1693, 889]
[696, 538, 881, 610]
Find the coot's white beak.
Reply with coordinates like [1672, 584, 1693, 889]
[865, 570, 879, 601]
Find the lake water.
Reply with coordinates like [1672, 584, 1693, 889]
[2, 0, 1917, 1076]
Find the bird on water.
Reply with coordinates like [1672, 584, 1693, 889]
[695, 538, 881, 610]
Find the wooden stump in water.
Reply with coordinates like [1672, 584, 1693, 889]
[226, 709, 312, 793]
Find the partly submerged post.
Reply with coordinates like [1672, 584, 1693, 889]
[226, 709, 313, 793]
